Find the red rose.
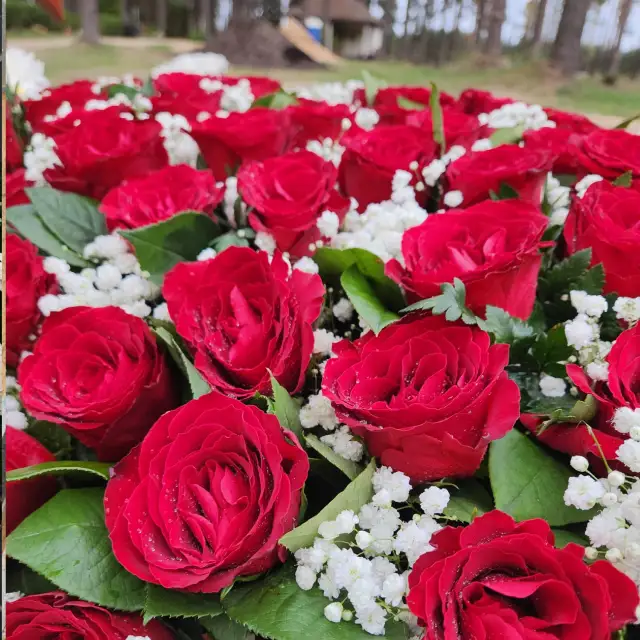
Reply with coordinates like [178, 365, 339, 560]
[226, 75, 281, 98]
[339, 125, 438, 211]
[100, 164, 224, 231]
[6, 592, 173, 639]
[18, 307, 178, 461]
[35, 104, 133, 137]
[23, 79, 102, 130]
[322, 314, 519, 481]
[238, 149, 350, 256]
[6, 234, 57, 368]
[288, 98, 352, 148]
[386, 200, 548, 319]
[6, 170, 33, 209]
[574, 128, 640, 179]
[6, 111, 23, 172]
[456, 88, 514, 115]
[407, 510, 638, 640]
[544, 107, 599, 135]
[44, 112, 168, 200]
[105, 392, 309, 592]
[564, 180, 640, 296]
[524, 127, 585, 176]
[406, 106, 488, 150]
[6, 427, 57, 534]
[152, 73, 222, 119]
[163, 247, 324, 399]
[189, 108, 292, 181]
[445, 144, 552, 206]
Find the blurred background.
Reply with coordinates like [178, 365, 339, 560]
[7, 0, 640, 122]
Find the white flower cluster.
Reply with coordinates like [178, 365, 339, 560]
[293, 80, 363, 106]
[24, 133, 62, 185]
[3, 375, 27, 431]
[6, 48, 50, 100]
[545, 174, 571, 227]
[155, 112, 200, 166]
[5, 592, 24, 604]
[38, 234, 159, 319]
[125, 636, 151, 640]
[575, 174, 604, 199]
[294, 466, 448, 635]
[306, 137, 346, 166]
[614, 297, 640, 326]
[333, 297, 354, 323]
[150, 52, 229, 78]
[478, 102, 555, 131]
[91, 73, 139, 94]
[330, 170, 427, 262]
[565, 291, 611, 381]
[299, 392, 364, 462]
[539, 374, 567, 398]
[422, 145, 466, 190]
[565, 416, 640, 588]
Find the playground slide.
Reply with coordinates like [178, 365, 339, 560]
[279, 17, 344, 67]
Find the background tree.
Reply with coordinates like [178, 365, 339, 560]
[551, 0, 591, 75]
[263, 0, 282, 24]
[607, 0, 633, 78]
[529, 0, 549, 54]
[80, 0, 100, 43]
[484, 0, 505, 56]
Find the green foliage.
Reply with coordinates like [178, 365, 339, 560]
[444, 479, 493, 523]
[26, 421, 73, 459]
[106, 83, 140, 101]
[210, 230, 254, 252]
[478, 306, 536, 343]
[304, 434, 362, 481]
[361, 70, 387, 106]
[201, 615, 252, 640]
[397, 96, 426, 110]
[615, 113, 640, 129]
[252, 91, 299, 109]
[488, 183, 520, 200]
[489, 125, 525, 146]
[429, 82, 445, 153]
[268, 374, 304, 441]
[612, 171, 633, 187]
[403, 278, 476, 324]
[144, 585, 222, 624]
[279, 460, 375, 553]
[6, 461, 112, 483]
[489, 429, 596, 526]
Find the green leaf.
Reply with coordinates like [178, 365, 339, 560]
[106, 83, 141, 101]
[6, 461, 112, 483]
[141, 76, 155, 97]
[223, 563, 408, 640]
[402, 278, 477, 325]
[361, 70, 387, 106]
[252, 91, 298, 109]
[153, 327, 211, 399]
[25, 421, 73, 459]
[489, 429, 596, 526]
[552, 528, 588, 549]
[531, 324, 573, 376]
[144, 584, 222, 624]
[7, 205, 90, 267]
[479, 306, 536, 343]
[577, 263, 605, 294]
[120, 212, 220, 286]
[304, 434, 362, 481]
[429, 82, 445, 154]
[211, 231, 251, 252]
[27, 187, 107, 255]
[6, 488, 147, 611]
[489, 124, 525, 146]
[540, 249, 593, 295]
[312, 247, 404, 311]
[615, 112, 640, 129]
[444, 479, 494, 523]
[612, 170, 633, 187]
[6, 560, 58, 596]
[397, 96, 426, 111]
[341, 265, 399, 334]
[279, 459, 376, 553]
[269, 374, 304, 441]
[201, 614, 252, 640]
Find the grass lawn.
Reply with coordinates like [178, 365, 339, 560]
[8, 33, 640, 122]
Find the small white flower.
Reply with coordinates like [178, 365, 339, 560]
[549, 206, 569, 227]
[539, 375, 567, 398]
[443, 190, 463, 208]
[355, 602, 387, 636]
[605, 547, 623, 563]
[38, 294, 61, 317]
[355, 530, 373, 549]
[601, 492, 619, 507]
[313, 329, 337, 356]
[300, 393, 338, 431]
[617, 439, 640, 473]
[318, 520, 341, 540]
[5, 592, 24, 603]
[612, 407, 640, 435]
[95, 263, 123, 291]
[373, 467, 412, 503]
[471, 138, 492, 152]
[317, 210, 340, 239]
[565, 315, 595, 350]
[152, 303, 172, 323]
[575, 174, 603, 198]
[585, 546, 599, 560]
[295, 565, 317, 590]
[586, 361, 609, 382]
[6, 410, 28, 430]
[421, 159, 446, 187]
[354, 108, 380, 130]
[43, 256, 70, 277]
[324, 602, 343, 623]
[293, 256, 320, 274]
[608, 471, 627, 488]
[381, 572, 406, 607]
[569, 291, 608, 318]
[570, 456, 589, 473]
[335, 510, 359, 534]
[564, 475, 606, 510]
[332, 298, 354, 322]
[419, 486, 450, 516]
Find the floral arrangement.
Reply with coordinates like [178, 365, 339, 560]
[5, 48, 640, 640]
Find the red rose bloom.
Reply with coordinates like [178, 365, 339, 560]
[18, 307, 178, 461]
[163, 247, 324, 399]
[322, 314, 519, 481]
[100, 164, 224, 231]
[456, 88, 514, 115]
[573, 128, 640, 179]
[339, 125, 438, 211]
[6, 592, 173, 639]
[44, 112, 168, 200]
[35, 104, 133, 137]
[6, 170, 33, 208]
[289, 98, 352, 148]
[105, 392, 309, 592]
[386, 200, 548, 319]
[6, 111, 23, 172]
[524, 127, 585, 176]
[6, 427, 57, 534]
[407, 106, 488, 150]
[544, 107, 599, 135]
[445, 144, 552, 206]
[564, 180, 640, 296]
[408, 511, 638, 640]
[238, 149, 350, 257]
[189, 108, 291, 181]
[6, 234, 58, 368]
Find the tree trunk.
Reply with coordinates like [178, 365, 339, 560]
[380, 0, 397, 55]
[203, 0, 217, 47]
[474, 0, 487, 46]
[156, 0, 167, 35]
[484, 0, 505, 56]
[607, 0, 632, 77]
[120, 0, 129, 24]
[550, 0, 591, 76]
[80, 0, 100, 44]
[530, 0, 548, 54]
[263, 0, 281, 24]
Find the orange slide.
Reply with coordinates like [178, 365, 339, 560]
[37, 0, 65, 21]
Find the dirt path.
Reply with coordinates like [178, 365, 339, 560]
[9, 35, 200, 53]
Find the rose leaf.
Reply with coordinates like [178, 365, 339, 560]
[143, 584, 222, 624]
[222, 563, 409, 640]
[444, 479, 494, 523]
[429, 82, 446, 154]
[6, 488, 147, 611]
[6, 461, 112, 483]
[361, 70, 387, 106]
[304, 434, 362, 481]
[489, 429, 598, 526]
[397, 96, 426, 111]
[551, 528, 588, 549]
[279, 459, 376, 553]
[489, 124, 526, 146]
[200, 614, 252, 640]
[268, 374, 304, 441]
